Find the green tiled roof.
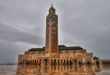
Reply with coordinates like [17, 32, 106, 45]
[59, 46, 83, 50]
[28, 45, 83, 51]
[28, 48, 44, 51]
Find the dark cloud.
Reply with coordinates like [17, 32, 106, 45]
[0, 0, 110, 63]
[0, 22, 43, 45]
[0, 40, 20, 63]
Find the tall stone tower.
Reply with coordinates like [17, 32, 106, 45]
[45, 5, 59, 57]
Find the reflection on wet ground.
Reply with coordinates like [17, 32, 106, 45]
[102, 64, 110, 71]
[0, 65, 109, 75]
[16, 64, 101, 75]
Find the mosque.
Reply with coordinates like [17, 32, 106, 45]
[17, 5, 102, 74]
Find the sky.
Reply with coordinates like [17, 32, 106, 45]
[0, 0, 110, 63]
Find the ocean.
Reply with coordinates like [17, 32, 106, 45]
[0, 65, 110, 75]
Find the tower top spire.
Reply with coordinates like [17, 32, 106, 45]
[49, 4, 56, 14]
[51, 4, 53, 8]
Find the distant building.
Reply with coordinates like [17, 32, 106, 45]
[17, 5, 102, 74]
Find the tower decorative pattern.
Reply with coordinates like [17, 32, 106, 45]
[45, 5, 58, 57]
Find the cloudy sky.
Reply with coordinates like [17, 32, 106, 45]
[0, 0, 110, 63]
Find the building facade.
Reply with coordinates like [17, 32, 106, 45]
[17, 5, 102, 74]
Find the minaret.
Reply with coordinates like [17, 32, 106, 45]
[45, 5, 58, 57]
